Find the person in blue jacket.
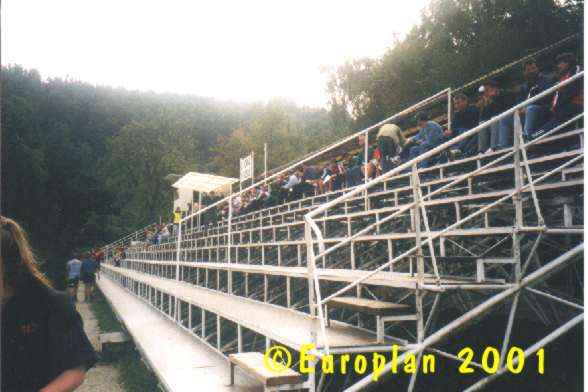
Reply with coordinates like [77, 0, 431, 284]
[405, 111, 444, 168]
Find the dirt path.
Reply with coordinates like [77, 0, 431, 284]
[76, 293, 126, 392]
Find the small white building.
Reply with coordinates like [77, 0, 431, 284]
[172, 172, 238, 213]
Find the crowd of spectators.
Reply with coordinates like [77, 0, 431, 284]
[151, 52, 582, 237]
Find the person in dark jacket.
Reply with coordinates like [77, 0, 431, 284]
[447, 93, 480, 157]
[1, 216, 97, 392]
[517, 59, 555, 138]
[533, 52, 583, 139]
[478, 79, 517, 153]
[81, 253, 98, 302]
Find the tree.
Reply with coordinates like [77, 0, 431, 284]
[105, 115, 198, 228]
[327, 0, 583, 128]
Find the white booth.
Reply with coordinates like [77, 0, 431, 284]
[172, 172, 238, 213]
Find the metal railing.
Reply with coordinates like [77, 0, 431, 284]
[303, 72, 584, 355]
[103, 222, 157, 262]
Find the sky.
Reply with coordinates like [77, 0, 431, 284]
[2, 0, 430, 107]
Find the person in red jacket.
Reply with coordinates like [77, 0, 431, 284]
[532, 52, 583, 139]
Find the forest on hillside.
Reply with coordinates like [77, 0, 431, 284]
[1, 0, 582, 285]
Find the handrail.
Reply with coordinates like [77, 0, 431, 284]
[304, 71, 583, 350]
[109, 35, 580, 250]
[104, 222, 157, 249]
[177, 88, 451, 226]
[307, 71, 583, 221]
[308, 112, 582, 263]
[306, 71, 583, 272]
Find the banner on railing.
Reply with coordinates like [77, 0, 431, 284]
[240, 154, 254, 182]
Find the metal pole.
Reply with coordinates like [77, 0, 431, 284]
[318, 152, 583, 306]
[264, 143, 268, 181]
[344, 243, 583, 392]
[465, 314, 584, 392]
[174, 217, 182, 319]
[251, 151, 255, 187]
[411, 164, 424, 343]
[227, 193, 233, 293]
[198, 191, 202, 229]
[447, 88, 452, 133]
[364, 130, 369, 211]
[305, 224, 318, 347]
[191, 191, 194, 232]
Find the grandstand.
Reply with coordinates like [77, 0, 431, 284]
[100, 36, 584, 391]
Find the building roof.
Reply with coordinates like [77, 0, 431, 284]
[172, 172, 238, 193]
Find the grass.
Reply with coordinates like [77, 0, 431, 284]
[90, 289, 160, 392]
[90, 289, 123, 333]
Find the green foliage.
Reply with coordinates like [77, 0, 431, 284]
[116, 352, 160, 392]
[105, 115, 198, 229]
[210, 98, 337, 177]
[2, 0, 583, 282]
[327, 0, 583, 128]
[1, 66, 335, 281]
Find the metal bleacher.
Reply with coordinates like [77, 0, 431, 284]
[100, 38, 584, 392]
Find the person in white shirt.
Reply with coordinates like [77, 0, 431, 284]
[282, 171, 301, 191]
[66, 255, 83, 301]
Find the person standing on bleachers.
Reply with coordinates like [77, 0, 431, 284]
[477, 79, 517, 154]
[172, 206, 182, 235]
[532, 52, 583, 139]
[448, 93, 480, 157]
[517, 58, 554, 139]
[400, 111, 444, 168]
[376, 123, 405, 173]
[345, 134, 375, 187]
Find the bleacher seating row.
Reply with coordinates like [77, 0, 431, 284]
[102, 41, 584, 391]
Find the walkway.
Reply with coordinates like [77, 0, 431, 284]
[76, 294, 125, 392]
[97, 275, 262, 391]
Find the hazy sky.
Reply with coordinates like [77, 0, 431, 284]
[2, 0, 429, 107]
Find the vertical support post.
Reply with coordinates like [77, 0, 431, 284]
[174, 218, 183, 320]
[411, 163, 425, 343]
[251, 150, 255, 187]
[188, 304, 192, 330]
[513, 113, 524, 228]
[217, 315, 221, 350]
[364, 130, 369, 211]
[264, 142, 268, 181]
[198, 191, 202, 229]
[304, 224, 318, 350]
[514, 111, 544, 226]
[227, 194, 233, 294]
[512, 112, 524, 284]
[237, 324, 243, 353]
[286, 277, 291, 308]
[191, 191, 195, 232]
[447, 88, 452, 134]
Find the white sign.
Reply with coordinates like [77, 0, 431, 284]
[240, 154, 254, 181]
